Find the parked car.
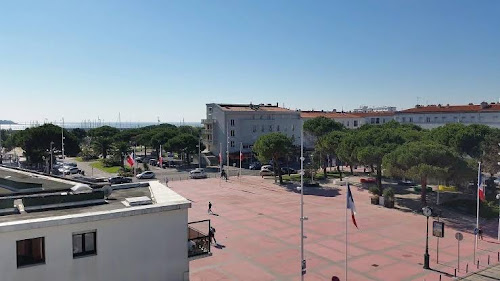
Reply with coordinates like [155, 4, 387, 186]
[149, 159, 158, 166]
[189, 169, 207, 179]
[64, 162, 78, 168]
[108, 176, 133, 184]
[64, 167, 80, 175]
[360, 178, 376, 184]
[135, 157, 144, 163]
[249, 162, 261, 170]
[260, 165, 274, 176]
[397, 179, 415, 186]
[281, 167, 297, 174]
[136, 171, 156, 179]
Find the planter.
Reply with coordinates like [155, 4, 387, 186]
[384, 199, 395, 208]
[370, 196, 379, 205]
[378, 197, 385, 206]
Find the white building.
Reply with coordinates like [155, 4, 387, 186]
[0, 167, 192, 281]
[395, 102, 500, 129]
[202, 103, 302, 164]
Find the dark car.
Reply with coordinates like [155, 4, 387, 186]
[281, 167, 297, 174]
[108, 176, 133, 184]
[249, 162, 261, 170]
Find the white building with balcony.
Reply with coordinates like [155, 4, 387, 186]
[0, 166, 193, 281]
[395, 102, 500, 129]
[202, 103, 302, 165]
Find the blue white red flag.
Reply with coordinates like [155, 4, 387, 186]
[347, 183, 358, 228]
[478, 165, 485, 202]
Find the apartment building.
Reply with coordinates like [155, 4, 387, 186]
[0, 166, 192, 281]
[395, 102, 500, 129]
[201, 103, 301, 163]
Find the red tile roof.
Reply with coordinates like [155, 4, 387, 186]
[399, 103, 500, 114]
[300, 111, 360, 119]
[218, 104, 293, 112]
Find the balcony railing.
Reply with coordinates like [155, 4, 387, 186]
[188, 219, 211, 258]
[201, 119, 215, 124]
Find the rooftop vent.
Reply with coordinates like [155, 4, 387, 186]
[70, 183, 92, 194]
[124, 196, 152, 206]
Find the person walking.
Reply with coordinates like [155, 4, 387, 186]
[208, 201, 213, 214]
[221, 169, 227, 181]
[209, 226, 217, 244]
[478, 228, 483, 240]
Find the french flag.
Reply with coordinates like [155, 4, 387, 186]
[126, 154, 135, 167]
[347, 183, 358, 228]
[478, 165, 485, 202]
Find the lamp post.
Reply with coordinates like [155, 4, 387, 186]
[423, 206, 433, 269]
[497, 194, 500, 241]
[49, 141, 54, 174]
[299, 120, 306, 279]
[198, 138, 201, 169]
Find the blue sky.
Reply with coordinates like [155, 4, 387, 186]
[1, 0, 499, 123]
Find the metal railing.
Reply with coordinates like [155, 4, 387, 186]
[188, 219, 211, 258]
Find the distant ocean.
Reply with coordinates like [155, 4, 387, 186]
[0, 121, 202, 131]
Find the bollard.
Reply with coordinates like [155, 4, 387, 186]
[477, 259, 479, 269]
[488, 255, 490, 265]
[498, 252, 500, 262]
[454, 269, 456, 277]
[439, 274, 442, 281]
[466, 263, 468, 273]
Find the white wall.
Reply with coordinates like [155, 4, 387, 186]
[395, 111, 500, 129]
[0, 209, 189, 281]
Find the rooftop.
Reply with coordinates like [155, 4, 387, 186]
[216, 103, 293, 112]
[0, 166, 76, 195]
[0, 167, 190, 231]
[399, 102, 500, 114]
[300, 111, 361, 119]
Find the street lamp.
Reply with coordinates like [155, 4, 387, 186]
[496, 194, 500, 241]
[49, 141, 54, 175]
[422, 206, 433, 269]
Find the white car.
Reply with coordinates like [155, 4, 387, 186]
[260, 165, 274, 176]
[136, 171, 156, 179]
[64, 167, 80, 175]
[189, 169, 207, 179]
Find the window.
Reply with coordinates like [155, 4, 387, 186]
[376, 118, 380, 124]
[426, 117, 431, 123]
[292, 124, 295, 131]
[230, 119, 235, 126]
[370, 118, 375, 124]
[252, 125, 257, 133]
[208, 107, 212, 113]
[347, 121, 350, 127]
[354, 120, 358, 127]
[277, 125, 280, 131]
[409, 117, 413, 122]
[17, 237, 45, 267]
[402, 117, 406, 122]
[269, 125, 273, 132]
[230, 141, 235, 148]
[383, 119, 386, 123]
[230, 130, 235, 137]
[73, 231, 97, 258]
[261, 125, 265, 132]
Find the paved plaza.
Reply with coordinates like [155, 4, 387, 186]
[169, 176, 500, 281]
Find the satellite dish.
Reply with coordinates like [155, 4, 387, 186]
[70, 183, 92, 194]
[102, 186, 113, 199]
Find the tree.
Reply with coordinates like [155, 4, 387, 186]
[337, 131, 359, 174]
[253, 133, 293, 184]
[164, 133, 200, 163]
[112, 141, 130, 168]
[92, 137, 113, 159]
[71, 128, 87, 144]
[15, 124, 80, 164]
[88, 126, 120, 139]
[316, 131, 345, 179]
[383, 141, 467, 205]
[303, 117, 344, 138]
[480, 129, 500, 175]
[355, 126, 406, 192]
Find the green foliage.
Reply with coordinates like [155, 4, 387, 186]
[143, 163, 150, 171]
[102, 156, 122, 167]
[88, 126, 120, 139]
[118, 167, 133, 177]
[442, 199, 499, 219]
[90, 161, 122, 173]
[253, 133, 293, 184]
[14, 124, 80, 163]
[383, 141, 469, 204]
[79, 146, 99, 161]
[383, 187, 395, 200]
[71, 128, 87, 143]
[92, 137, 113, 159]
[369, 186, 380, 196]
[303, 117, 344, 138]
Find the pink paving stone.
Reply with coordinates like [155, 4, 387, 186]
[190, 268, 232, 281]
[349, 254, 399, 273]
[218, 260, 275, 281]
[306, 243, 346, 262]
[318, 238, 368, 258]
[356, 237, 401, 251]
[369, 262, 424, 281]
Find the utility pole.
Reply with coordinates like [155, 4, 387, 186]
[300, 120, 306, 279]
[61, 118, 65, 160]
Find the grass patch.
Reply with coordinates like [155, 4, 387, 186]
[442, 199, 499, 219]
[90, 161, 121, 174]
[74, 157, 84, 162]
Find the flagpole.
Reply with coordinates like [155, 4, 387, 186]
[227, 122, 230, 179]
[346, 188, 348, 281]
[239, 142, 242, 178]
[300, 120, 305, 280]
[133, 146, 136, 177]
[475, 161, 481, 262]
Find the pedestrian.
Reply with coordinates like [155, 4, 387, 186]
[221, 169, 227, 181]
[165, 177, 169, 186]
[208, 201, 213, 214]
[478, 228, 483, 240]
[209, 226, 217, 244]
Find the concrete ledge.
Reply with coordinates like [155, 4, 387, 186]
[24, 199, 106, 212]
[111, 182, 149, 190]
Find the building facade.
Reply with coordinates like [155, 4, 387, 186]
[395, 102, 500, 129]
[202, 103, 302, 163]
[0, 168, 192, 281]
